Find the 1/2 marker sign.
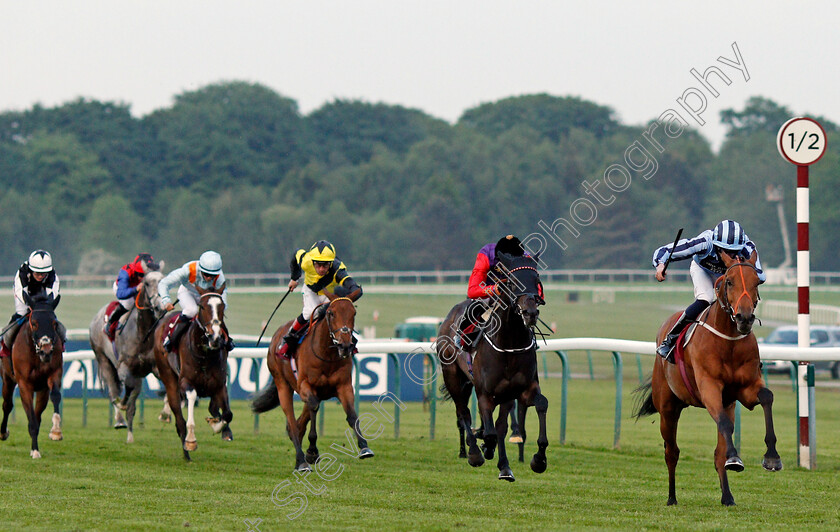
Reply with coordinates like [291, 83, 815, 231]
[777, 117, 827, 166]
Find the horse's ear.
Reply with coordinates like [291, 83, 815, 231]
[196, 285, 209, 296]
[158, 260, 165, 271]
[51, 294, 60, 310]
[748, 250, 757, 265]
[219, 281, 227, 293]
[719, 250, 736, 267]
[22, 291, 33, 309]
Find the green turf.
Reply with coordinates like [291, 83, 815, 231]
[2, 285, 839, 530]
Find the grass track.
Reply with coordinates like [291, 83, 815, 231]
[3, 286, 840, 530]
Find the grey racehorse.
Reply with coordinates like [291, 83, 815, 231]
[88, 270, 171, 443]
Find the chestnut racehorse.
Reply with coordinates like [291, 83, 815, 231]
[0, 292, 64, 458]
[252, 295, 373, 472]
[153, 287, 233, 460]
[634, 251, 782, 506]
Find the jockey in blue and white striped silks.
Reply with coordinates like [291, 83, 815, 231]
[652, 220, 766, 362]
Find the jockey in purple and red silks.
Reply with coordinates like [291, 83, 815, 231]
[455, 235, 543, 350]
[103, 254, 161, 341]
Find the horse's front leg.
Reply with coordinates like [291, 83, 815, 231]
[183, 386, 198, 451]
[336, 383, 374, 459]
[495, 400, 514, 481]
[48, 381, 63, 441]
[123, 378, 143, 444]
[712, 403, 738, 506]
[757, 387, 782, 471]
[0, 372, 15, 440]
[515, 399, 528, 463]
[22, 383, 47, 458]
[478, 394, 497, 461]
[207, 386, 233, 441]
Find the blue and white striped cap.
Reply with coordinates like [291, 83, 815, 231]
[712, 220, 746, 250]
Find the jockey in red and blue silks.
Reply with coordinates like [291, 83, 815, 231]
[652, 220, 766, 363]
[103, 253, 160, 341]
[456, 235, 542, 349]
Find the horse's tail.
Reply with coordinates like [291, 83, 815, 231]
[632, 376, 657, 420]
[438, 383, 451, 402]
[251, 378, 280, 413]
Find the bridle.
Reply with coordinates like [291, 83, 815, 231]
[324, 297, 355, 358]
[484, 264, 543, 351]
[196, 292, 226, 348]
[714, 261, 760, 322]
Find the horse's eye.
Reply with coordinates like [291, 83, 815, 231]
[726, 280, 733, 287]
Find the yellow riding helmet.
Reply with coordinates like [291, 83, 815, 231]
[309, 240, 336, 262]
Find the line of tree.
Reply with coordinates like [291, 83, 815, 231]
[0, 82, 836, 275]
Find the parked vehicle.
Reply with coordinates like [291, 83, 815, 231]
[760, 325, 840, 378]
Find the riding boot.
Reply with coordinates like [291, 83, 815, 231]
[277, 316, 308, 359]
[104, 305, 129, 341]
[656, 299, 711, 363]
[164, 315, 191, 353]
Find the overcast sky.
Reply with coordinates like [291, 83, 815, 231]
[2, 1, 838, 150]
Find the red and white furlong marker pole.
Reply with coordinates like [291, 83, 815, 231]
[777, 117, 827, 469]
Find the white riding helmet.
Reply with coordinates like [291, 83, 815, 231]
[198, 251, 223, 275]
[28, 250, 53, 273]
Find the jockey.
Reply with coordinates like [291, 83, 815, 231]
[157, 251, 233, 352]
[454, 235, 535, 350]
[103, 253, 160, 341]
[652, 220, 766, 363]
[0, 250, 65, 358]
[277, 240, 363, 359]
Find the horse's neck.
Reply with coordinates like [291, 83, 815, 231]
[490, 304, 530, 347]
[308, 318, 332, 355]
[135, 307, 156, 337]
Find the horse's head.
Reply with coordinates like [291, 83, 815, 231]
[141, 271, 166, 318]
[494, 253, 544, 328]
[324, 296, 357, 359]
[196, 285, 226, 350]
[717, 251, 761, 335]
[23, 291, 61, 362]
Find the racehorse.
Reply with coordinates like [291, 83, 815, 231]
[89, 270, 171, 442]
[634, 251, 782, 506]
[437, 252, 548, 481]
[0, 292, 64, 458]
[153, 286, 233, 460]
[252, 294, 373, 472]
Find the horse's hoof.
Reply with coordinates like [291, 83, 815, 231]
[126, 432, 134, 444]
[725, 457, 745, 472]
[666, 498, 678, 506]
[306, 452, 319, 464]
[508, 434, 523, 444]
[159, 413, 171, 423]
[498, 467, 515, 482]
[359, 447, 374, 459]
[48, 430, 63, 441]
[721, 497, 736, 507]
[184, 440, 198, 451]
[458, 451, 467, 459]
[468, 453, 485, 467]
[222, 432, 233, 442]
[296, 462, 312, 472]
[114, 421, 127, 430]
[30, 450, 41, 459]
[762, 457, 783, 472]
[530, 455, 547, 474]
[0, 432, 8, 441]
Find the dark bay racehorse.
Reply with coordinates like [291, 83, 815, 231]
[634, 251, 782, 506]
[89, 270, 170, 442]
[437, 253, 548, 481]
[0, 292, 63, 458]
[252, 294, 373, 472]
[153, 287, 233, 460]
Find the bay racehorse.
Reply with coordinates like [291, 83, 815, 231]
[89, 270, 171, 442]
[252, 293, 373, 472]
[634, 251, 782, 506]
[153, 286, 233, 460]
[0, 292, 64, 458]
[437, 252, 548, 481]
